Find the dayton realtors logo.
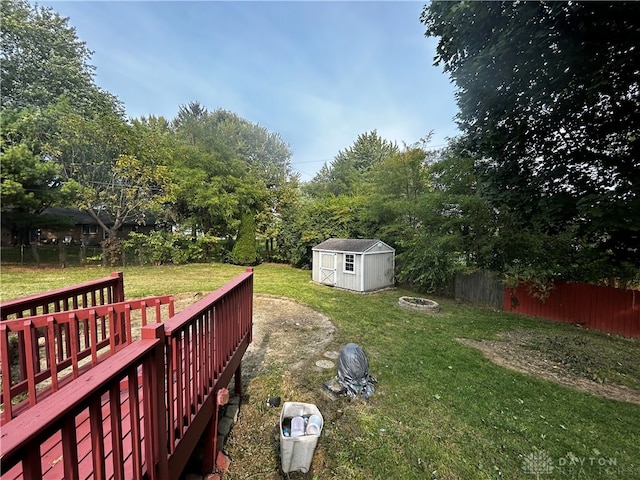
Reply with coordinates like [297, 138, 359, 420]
[522, 452, 630, 478]
[522, 452, 554, 479]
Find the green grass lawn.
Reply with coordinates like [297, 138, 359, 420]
[2, 263, 638, 479]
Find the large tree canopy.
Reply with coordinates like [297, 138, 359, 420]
[422, 1, 640, 282]
[307, 130, 398, 197]
[1, 0, 118, 112]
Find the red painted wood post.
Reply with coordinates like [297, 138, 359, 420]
[47, 316, 59, 391]
[111, 272, 126, 343]
[109, 382, 125, 480]
[127, 367, 143, 480]
[141, 323, 169, 480]
[22, 446, 43, 480]
[89, 395, 106, 480]
[61, 414, 80, 480]
[22, 319, 38, 406]
[0, 323, 13, 423]
[111, 271, 125, 303]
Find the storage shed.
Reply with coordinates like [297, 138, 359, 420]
[312, 238, 395, 292]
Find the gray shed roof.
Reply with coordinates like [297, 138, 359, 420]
[312, 238, 392, 253]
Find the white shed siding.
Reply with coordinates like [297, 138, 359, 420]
[363, 252, 394, 291]
[332, 253, 358, 291]
[311, 250, 320, 283]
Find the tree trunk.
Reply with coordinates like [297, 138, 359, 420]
[80, 242, 87, 266]
[30, 242, 40, 266]
[58, 239, 67, 268]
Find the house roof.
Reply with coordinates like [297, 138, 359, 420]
[41, 208, 156, 226]
[42, 208, 97, 224]
[312, 238, 393, 253]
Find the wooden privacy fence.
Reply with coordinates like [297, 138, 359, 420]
[1, 268, 254, 480]
[454, 270, 639, 338]
[505, 281, 640, 338]
[0, 295, 175, 424]
[454, 270, 504, 310]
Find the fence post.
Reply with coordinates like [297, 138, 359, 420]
[1, 323, 14, 423]
[111, 272, 125, 303]
[141, 323, 169, 479]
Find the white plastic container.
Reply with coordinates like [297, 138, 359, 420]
[290, 415, 305, 437]
[280, 402, 323, 474]
[305, 414, 323, 435]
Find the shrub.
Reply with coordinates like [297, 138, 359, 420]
[230, 213, 260, 266]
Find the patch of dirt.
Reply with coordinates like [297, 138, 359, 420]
[457, 331, 640, 405]
[244, 294, 337, 378]
[173, 292, 337, 379]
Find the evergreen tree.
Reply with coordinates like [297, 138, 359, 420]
[231, 212, 259, 265]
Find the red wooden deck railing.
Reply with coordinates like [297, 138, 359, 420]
[1, 324, 168, 480]
[0, 268, 254, 480]
[1, 272, 125, 385]
[1, 272, 125, 321]
[0, 295, 174, 424]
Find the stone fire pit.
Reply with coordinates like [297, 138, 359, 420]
[398, 296, 440, 313]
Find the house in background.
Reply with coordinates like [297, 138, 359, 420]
[312, 238, 395, 293]
[37, 208, 157, 246]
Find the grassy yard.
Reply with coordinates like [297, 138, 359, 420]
[1, 263, 639, 479]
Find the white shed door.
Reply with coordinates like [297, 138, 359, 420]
[319, 252, 337, 285]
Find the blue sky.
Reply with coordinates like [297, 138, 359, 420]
[40, 1, 459, 181]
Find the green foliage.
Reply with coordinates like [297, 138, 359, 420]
[368, 145, 433, 246]
[123, 231, 221, 266]
[395, 228, 461, 294]
[421, 1, 640, 283]
[0, 113, 81, 244]
[0, 143, 62, 210]
[308, 130, 398, 197]
[1, 0, 97, 110]
[230, 212, 260, 266]
[168, 103, 295, 241]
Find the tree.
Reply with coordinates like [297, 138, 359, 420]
[1, 0, 117, 113]
[275, 194, 370, 268]
[310, 131, 398, 197]
[0, 141, 76, 246]
[40, 100, 174, 265]
[231, 212, 259, 265]
[368, 140, 434, 245]
[0, 104, 83, 255]
[172, 101, 209, 146]
[421, 1, 640, 283]
[428, 139, 500, 271]
[169, 103, 294, 246]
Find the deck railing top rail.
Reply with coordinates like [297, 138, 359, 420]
[1, 272, 125, 320]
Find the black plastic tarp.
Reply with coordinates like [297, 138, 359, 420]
[335, 343, 377, 399]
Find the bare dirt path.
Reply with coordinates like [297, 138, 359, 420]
[457, 333, 640, 405]
[173, 293, 338, 378]
[243, 294, 337, 378]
